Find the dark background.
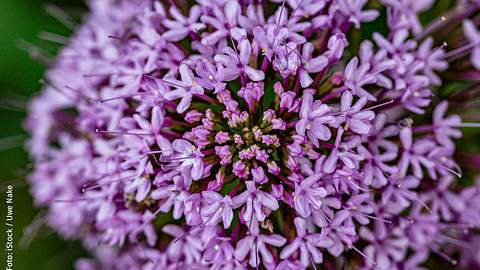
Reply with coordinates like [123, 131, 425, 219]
[0, 1, 87, 269]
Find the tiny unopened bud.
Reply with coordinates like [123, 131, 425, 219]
[185, 110, 203, 123]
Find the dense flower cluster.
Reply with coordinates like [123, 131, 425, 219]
[27, 0, 480, 269]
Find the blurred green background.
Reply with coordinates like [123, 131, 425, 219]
[0, 1, 87, 269]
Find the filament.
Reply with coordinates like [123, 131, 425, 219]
[44, 4, 76, 30]
[95, 129, 151, 136]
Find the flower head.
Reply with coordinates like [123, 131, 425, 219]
[25, 0, 480, 269]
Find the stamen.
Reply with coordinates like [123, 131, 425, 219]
[254, 240, 260, 270]
[307, 250, 318, 270]
[95, 129, 151, 136]
[361, 213, 392, 224]
[99, 94, 140, 103]
[41, 79, 98, 104]
[172, 210, 222, 244]
[416, 15, 447, 40]
[277, 0, 287, 26]
[439, 222, 474, 229]
[414, 197, 433, 214]
[53, 197, 102, 203]
[39, 78, 75, 100]
[38, 31, 69, 44]
[430, 245, 457, 265]
[307, 196, 321, 210]
[44, 4, 76, 30]
[82, 72, 140, 78]
[17, 40, 52, 65]
[436, 163, 463, 178]
[63, 85, 98, 103]
[347, 177, 371, 192]
[160, 78, 186, 88]
[19, 212, 46, 249]
[160, 155, 194, 164]
[443, 43, 475, 61]
[141, 150, 165, 159]
[0, 179, 27, 193]
[135, 207, 162, 235]
[317, 208, 332, 223]
[430, 42, 448, 57]
[225, 29, 245, 86]
[351, 245, 377, 267]
[0, 99, 26, 113]
[455, 122, 480, 128]
[0, 135, 25, 152]
[333, 99, 396, 116]
[361, 100, 395, 112]
[290, 0, 306, 20]
[247, 208, 255, 232]
[438, 234, 471, 248]
[81, 174, 135, 192]
[173, 222, 204, 244]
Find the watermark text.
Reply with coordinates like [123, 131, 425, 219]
[4, 185, 14, 270]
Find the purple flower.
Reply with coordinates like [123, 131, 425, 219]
[338, 0, 379, 28]
[280, 218, 332, 266]
[401, 82, 432, 114]
[200, 1, 241, 45]
[296, 92, 334, 147]
[162, 224, 203, 263]
[253, 25, 289, 61]
[416, 37, 448, 86]
[421, 176, 465, 221]
[235, 225, 286, 268]
[272, 42, 302, 78]
[381, 176, 420, 209]
[238, 82, 264, 111]
[233, 181, 279, 224]
[344, 57, 378, 101]
[151, 175, 189, 219]
[169, 139, 204, 181]
[333, 90, 375, 134]
[358, 143, 397, 187]
[202, 236, 241, 268]
[323, 127, 364, 174]
[195, 59, 227, 93]
[201, 191, 234, 228]
[162, 5, 205, 41]
[25, 0, 480, 269]
[382, 0, 434, 34]
[268, 8, 311, 44]
[398, 127, 435, 178]
[293, 174, 328, 217]
[164, 64, 204, 113]
[299, 42, 329, 87]
[360, 222, 408, 269]
[431, 101, 462, 148]
[214, 39, 265, 81]
[125, 167, 152, 202]
[464, 20, 480, 70]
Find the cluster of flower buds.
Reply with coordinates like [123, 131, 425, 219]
[26, 0, 480, 269]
